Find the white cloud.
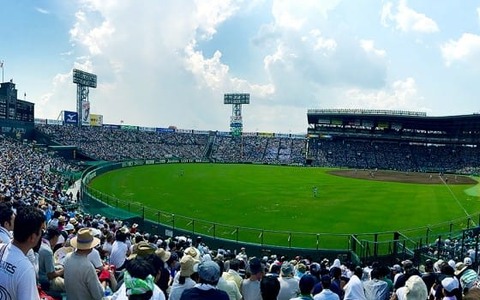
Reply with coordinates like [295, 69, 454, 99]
[35, 7, 50, 14]
[360, 40, 386, 57]
[183, 41, 230, 90]
[441, 33, 480, 67]
[69, 10, 115, 56]
[308, 29, 337, 53]
[194, 0, 240, 40]
[381, 0, 439, 33]
[344, 77, 424, 111]
[272, 0, 341, 30]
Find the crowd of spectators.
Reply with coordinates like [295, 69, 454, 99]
[36, 124, 306, 165]
[309, 139, 480, 174]
[37, 124, 209, 162]
[37, 124, 480, 174]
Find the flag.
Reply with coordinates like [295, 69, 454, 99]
[0, 61, 3, 68]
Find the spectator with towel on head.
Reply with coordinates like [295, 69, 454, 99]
[343, 266, 366, 300]
[111, 256, 166, 300]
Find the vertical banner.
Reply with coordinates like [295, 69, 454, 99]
[63, 111, 78, 125]
[82, 101, 90, 126]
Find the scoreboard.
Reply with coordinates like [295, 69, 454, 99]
[224, 93, 250, 104]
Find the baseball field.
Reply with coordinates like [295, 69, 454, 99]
[88, 163, 480, 249]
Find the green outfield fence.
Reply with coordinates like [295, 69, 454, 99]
[80, 160, 480, 266]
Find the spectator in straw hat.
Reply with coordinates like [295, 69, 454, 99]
[128, 241, 156, 260]
[64, 227, 116, 300]
[155, 247, 173, 296]
[169, 254, 199, 300]
[454, 261, 478, 294]
[464, 288, 480, 300]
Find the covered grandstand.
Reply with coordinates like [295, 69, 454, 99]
[306, 109, 480, 174]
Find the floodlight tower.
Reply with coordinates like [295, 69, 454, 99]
[73, 69, 97, 127]
[224, 93, 250, 136]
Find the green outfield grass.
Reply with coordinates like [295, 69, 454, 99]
[89, 164, 480, 239]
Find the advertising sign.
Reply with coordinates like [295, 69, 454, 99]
[90, 114, 103, 126]
[82, 101, 90, 126]
[64, 111, 78, 125]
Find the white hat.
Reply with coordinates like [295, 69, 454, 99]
[63, 223, 75, 231]
[441, 276, 459, 292]
[464, 257, 473, 266]
[448, 260, 456, 269]
[405, 275, 428, 299]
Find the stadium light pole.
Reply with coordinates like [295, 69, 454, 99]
[73, 69, 97, 127]
[224, 93, 250, 136]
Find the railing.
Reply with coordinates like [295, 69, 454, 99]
[80, 159, 480, 264]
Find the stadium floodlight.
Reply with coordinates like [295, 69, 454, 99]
[224, 93, 250, 136]
[224, 93, 250, 104]
[73, 69, 97, 127]
[73, 69, 97, 88]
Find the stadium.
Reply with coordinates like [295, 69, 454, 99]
[77, 109, 480, 264]
[3, 77, 480, 266]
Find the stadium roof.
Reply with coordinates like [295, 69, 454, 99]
[307, 109, 480, 134]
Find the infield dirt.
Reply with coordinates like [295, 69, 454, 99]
[328, 169, 478, 185]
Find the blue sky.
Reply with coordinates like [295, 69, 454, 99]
[2, 0, 480, 133]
